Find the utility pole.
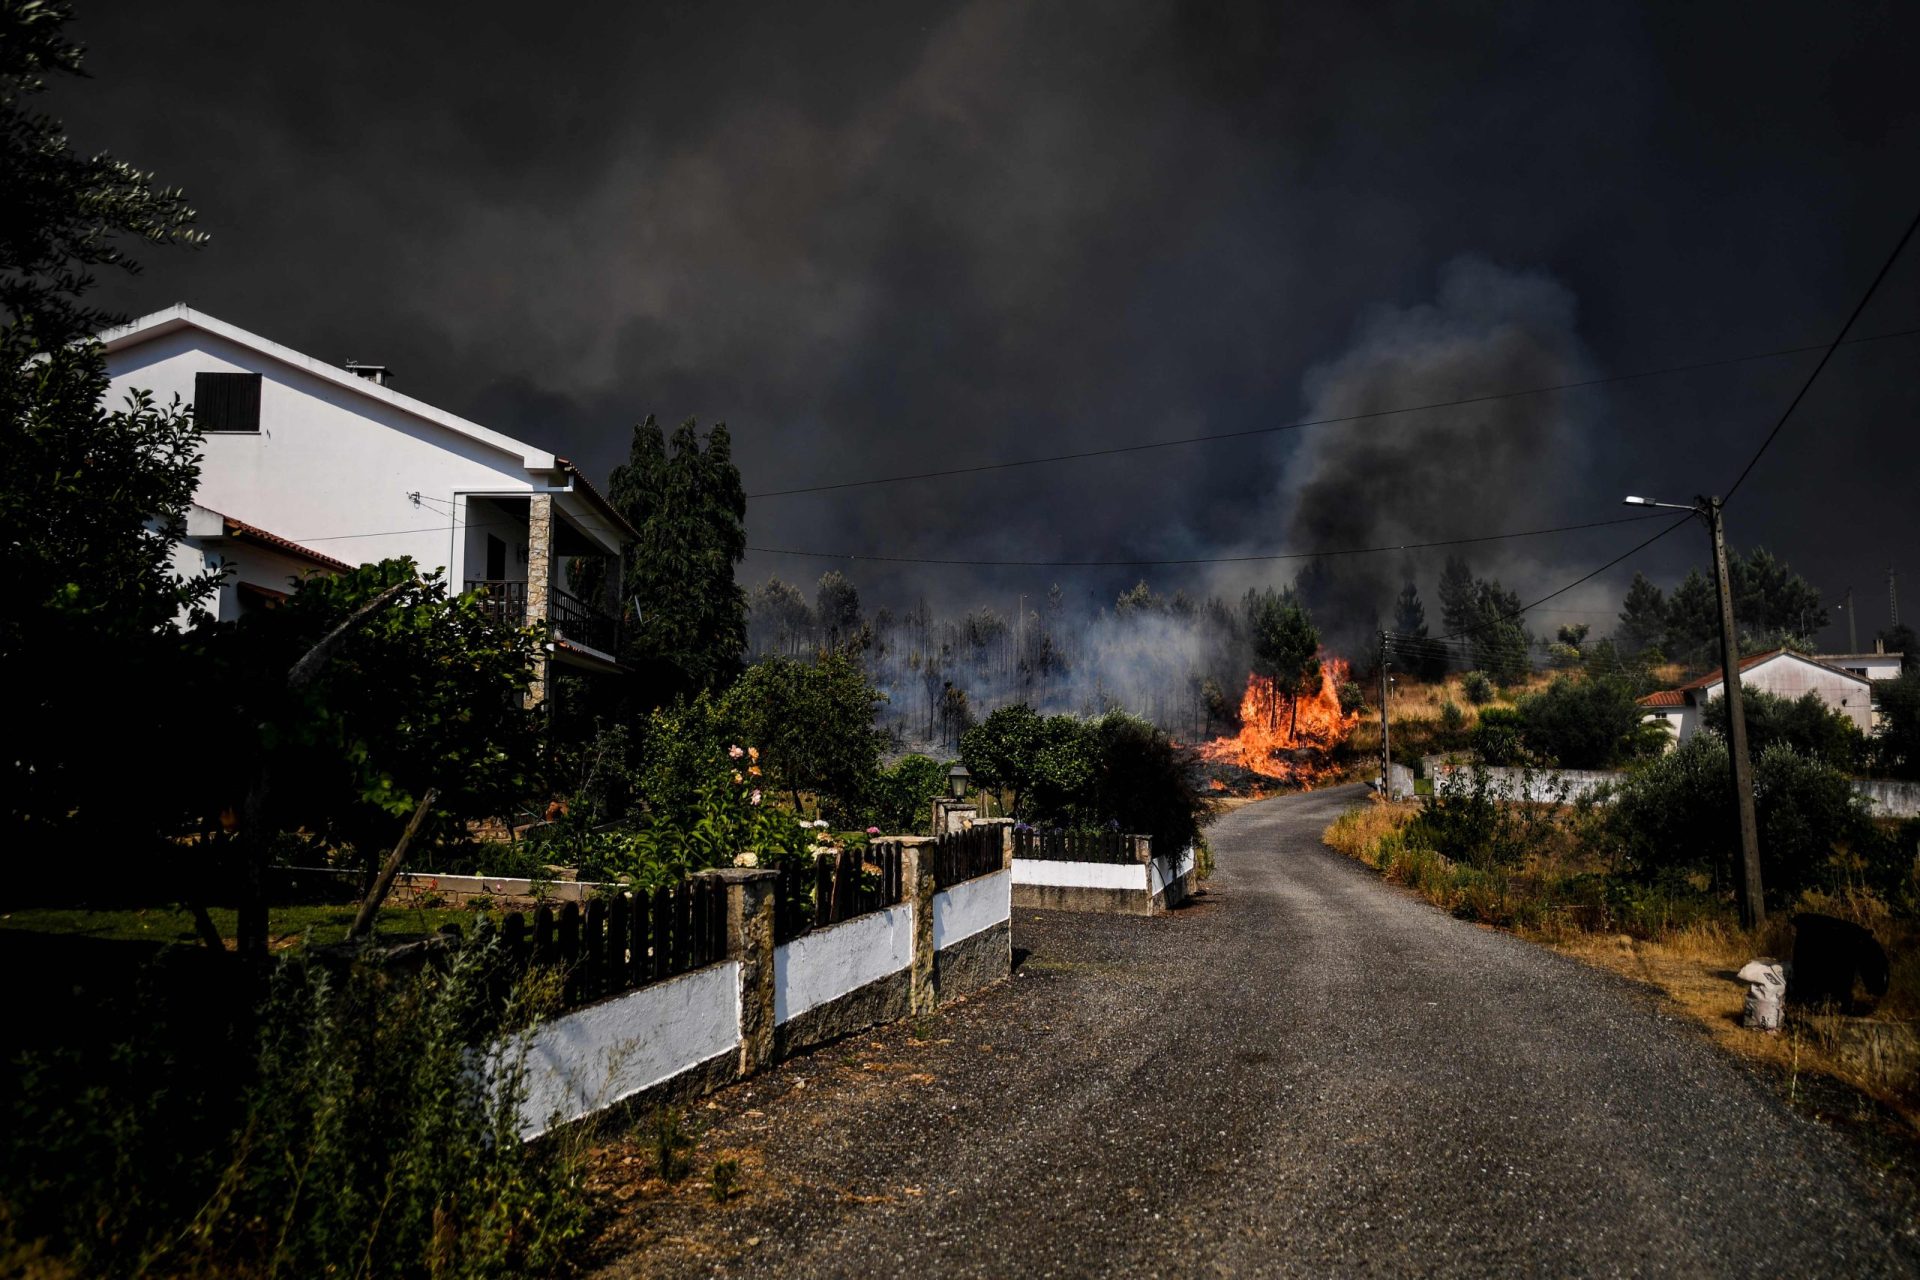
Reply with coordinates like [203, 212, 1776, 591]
[1844, 586, 1858, 653]
[1892, 565, 1900, 628]
[1704, 497, 1766, 929]
[1379, 632, 1392, 800]
[1625, 495, 1766, 928]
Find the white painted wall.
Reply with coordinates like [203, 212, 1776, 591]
[1692, 653, 1873, 736]
[774, 904, 914, 1025]
[1011, 859, 1148, 892]
[515, 960, 741, 1139]
[103, 312, 622, 590]
[932, 870, 1011, 950]
[1149, 847, 1196, 897]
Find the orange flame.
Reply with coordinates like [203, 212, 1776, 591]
[1196, 656, 1359, 787]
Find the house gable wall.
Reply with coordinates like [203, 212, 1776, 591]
[108, 327, 551, 583]
[1693, 653, 1872, 735]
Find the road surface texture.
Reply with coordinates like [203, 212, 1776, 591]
[592, 786, 1919, 1277]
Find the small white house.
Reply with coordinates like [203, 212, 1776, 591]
[1815, 648, 1905, 683]
[102, 305, 635, 700]
[1638, 648, 1875, 746]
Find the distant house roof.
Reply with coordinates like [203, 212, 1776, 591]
[204, 507, 353, 574]
[100, 305, 637, 542]
[1639, 648, 1871, 709]
[1815, 652, 1905, 664]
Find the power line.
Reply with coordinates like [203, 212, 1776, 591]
[1724, 208, 1920, 499]
[747, 325, 1920, 499]
[1429, 516, 1694, 642]
[746, 512, 1669, 570]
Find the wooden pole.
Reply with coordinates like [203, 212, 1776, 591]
[1703, 497, 1765, 929]
[1378, 633, 1391, 799]
[351, 787, 440, 940]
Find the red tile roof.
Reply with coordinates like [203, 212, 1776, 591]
[215, 512, 354, 574]
[1674, 648, 1787, 691]
[1637, 690, 1685, 708]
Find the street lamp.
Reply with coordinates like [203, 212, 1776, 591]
[1623, 493, 1765, 928]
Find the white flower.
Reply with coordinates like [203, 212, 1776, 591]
[733, 851, 759, 868]
[728, 745, 745, 760]
[751, 789, 762, 806]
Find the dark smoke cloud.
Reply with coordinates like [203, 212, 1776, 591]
[1275, 256, 1596, 649]
[45, 0, 1920, 655]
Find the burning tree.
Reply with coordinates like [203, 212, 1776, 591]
[1247, 588, 1321, 734]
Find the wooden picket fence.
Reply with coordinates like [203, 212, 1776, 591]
[774, 842, 906, 944]
[1011, 829, 1137, 864]
[933, 826, 1004, 889]
[496, 877, 726, 1008]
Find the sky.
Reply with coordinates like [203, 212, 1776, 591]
[49, 0, 1920, 653]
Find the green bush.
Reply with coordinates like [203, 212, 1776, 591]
[1469, 707, 1525, 765]
[1512, 676, 1667, 769]
[1700, 688, 1865, 771]
[1, 940, 588, 1277]
[961, 707, 1210, 855]
[1603, 732, 1883, 905]
[865, 754, 948, 834]
[1461, 671, 1494, 705]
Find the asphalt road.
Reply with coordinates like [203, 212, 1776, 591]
[596, 786, 1919, 1277]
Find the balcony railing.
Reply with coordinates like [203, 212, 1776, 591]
[466, 580, 619, 658]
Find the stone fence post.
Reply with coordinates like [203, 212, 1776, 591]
[708, 867, 778, 1078]
[895, 837, 938, 1015]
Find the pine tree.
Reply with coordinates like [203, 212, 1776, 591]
[1663, 569, 1721, 668]
[607, 416, 747, 702]
[1246, 588, 1322, 734]
[1392, 581, 1447, 681]
[1438, 555, 1477, 637]
[1616, 572, 1668, 656]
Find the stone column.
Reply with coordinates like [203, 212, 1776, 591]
[710, 867, 778, 1077]
[524, 493, 554, 710]
[897, 837, 938, 1015]
[930, 798, 978, 835]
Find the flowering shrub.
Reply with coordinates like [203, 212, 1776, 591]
[610, 745, 810, 889]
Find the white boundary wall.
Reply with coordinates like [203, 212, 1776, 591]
[1012, 859, 1147, 892]
[1429, 761, 1920, 817]
[517, 960, 740, 1139]
[773, 904, 914, 1025]
[933, 869, 1011, 950]
[1149, 846, 1196, 897]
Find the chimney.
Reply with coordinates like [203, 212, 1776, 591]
[1876, 637, 1885, 654]
[344, 360, 392, 387]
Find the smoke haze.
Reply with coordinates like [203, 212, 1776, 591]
[45, 0, 1920, 688]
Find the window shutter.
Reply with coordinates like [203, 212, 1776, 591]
[194, 372, 262, 432]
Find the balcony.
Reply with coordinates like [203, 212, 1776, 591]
[466, 580, 620, 662]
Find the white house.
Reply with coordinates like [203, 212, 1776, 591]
[1815, 646, 1905, 683]
[102, 305, 634, 701]
[1637, 648, 1875, 746]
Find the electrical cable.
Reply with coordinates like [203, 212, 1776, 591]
[1426, 516, 1694, 642]
[744, 512, 1668, 569]
[746, 325, 1920, 499]
[1722, 208, 1920, 499]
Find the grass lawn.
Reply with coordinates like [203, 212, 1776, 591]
[0, 902, 496, 950]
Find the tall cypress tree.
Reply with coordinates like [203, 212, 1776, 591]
[607, 415, 747, 704]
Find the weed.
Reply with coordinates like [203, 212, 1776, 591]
[648, 1106, 695, 1185]
[710, 1156, 741, 1203]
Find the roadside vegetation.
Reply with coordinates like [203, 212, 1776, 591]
[1324, 713, 1920, 1121]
